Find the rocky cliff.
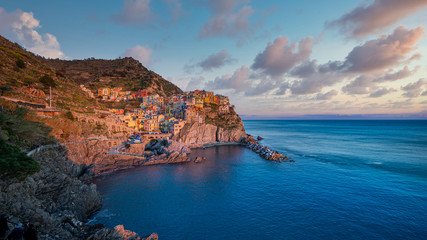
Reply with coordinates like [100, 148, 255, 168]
[0, 133, 156, 240]
[0, 146, 105, 239]
[174, 105, 247, 147]
[173, 122, 246, 147]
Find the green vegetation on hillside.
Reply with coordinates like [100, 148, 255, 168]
[39, 75, 56, 88]
[0, 107, 54, 149]
[0, 107, 51, 180]
[0, 138, 40, 180]
[15, 59, 26, 69]
[203, 104, 241, 129]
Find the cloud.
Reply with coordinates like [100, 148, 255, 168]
[327, 0, 427, 38]
[342, 26, 424, 72]
[342, 75, 375, 95]
[289, 71, 343, 95]
[304, 26, 423, 96]
[252, 36, 313, 77]
[204, 26, 424, 100]
[121, 45, 153, 66]
[315, 90, 338, 100]
[401, 79, 426, 98]
[342, 66, 419, 97]
[206, 65, 251, 91]
[198, 50, 235, 71]
[0, 8, 64, 58]
[373, 66, 418, 82]
[290, 60, 317, 78]
[165, 75, 204, 91]
[111, 0, 154, 25]
[185, 76, 205, 91]
[199, 0, 254, 40]
[369, 88, 396, 98]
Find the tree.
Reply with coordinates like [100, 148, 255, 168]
[16, 59, 26, 69]
[0, 86, 12, 96]
[39, 75, 56, 88]
[63, 111, 74, 121]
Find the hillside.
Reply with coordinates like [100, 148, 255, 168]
[0, 35, 182, 114]
[45, 57, 182, 97]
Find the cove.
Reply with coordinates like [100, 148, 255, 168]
[91, 120, 427, 240]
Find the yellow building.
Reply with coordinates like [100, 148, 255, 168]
[195, 97, 204, 109]
[144, 119, 160, 133]
[98, 87, 110, 96]
[170, 120, 186, 135]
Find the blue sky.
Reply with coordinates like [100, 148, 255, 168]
[1, 0, 427, 117]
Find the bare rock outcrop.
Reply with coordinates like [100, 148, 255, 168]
[217, 124, 247, 143]
[173, 122, 247, 148]
[173, 122, 218, 147]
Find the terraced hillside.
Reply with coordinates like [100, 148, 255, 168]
[46, 57, 182, 97]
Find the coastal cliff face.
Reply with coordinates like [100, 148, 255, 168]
[173, 105, 247, 147]
[174, 121, 247, 147]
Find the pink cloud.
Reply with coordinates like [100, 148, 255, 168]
[206, 65, 251, 91]
[199, 0, 254, 39]
[252, 36, 313, 77]
[327, 0, 427, 38]
[198, 50, 235, 71]
[401, 78, 426, 98]
[112, 0, 154, 25]
[315, 90, 338, 100]
[343, 26, 424, 72]
[121, 45, 153, 66]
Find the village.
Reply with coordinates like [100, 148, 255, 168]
[93, 87, 231, 142]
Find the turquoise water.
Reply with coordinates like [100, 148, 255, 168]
[92, 120, 427, 239]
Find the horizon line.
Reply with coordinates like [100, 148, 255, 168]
[241, 113, 427, 120]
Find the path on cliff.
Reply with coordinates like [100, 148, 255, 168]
[26, 137, 126, 156]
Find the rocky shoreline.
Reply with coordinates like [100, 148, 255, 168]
[96, 136, 292, 176]
[0, 145, 158, 240]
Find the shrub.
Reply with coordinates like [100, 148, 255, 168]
[0, 138, 40, 180]
[16, 59, 26, 69]
[0, 108, 53, 149]
[0, 86, 12, 96]
[55, 69, 66, 78]
[39, 75, 56, 88]
[63, 111, 74, 121]
[23, 76, 34, 85]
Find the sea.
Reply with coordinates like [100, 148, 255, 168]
[91, 120, 427, 240]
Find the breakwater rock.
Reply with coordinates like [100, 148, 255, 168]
[239, 135, 293, 162]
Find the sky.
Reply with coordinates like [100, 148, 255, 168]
[1, 0, 427, 118]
